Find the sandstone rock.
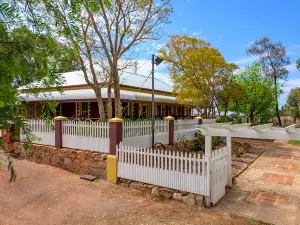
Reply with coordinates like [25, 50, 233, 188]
[172, 193, 183, 201]
[160, 188, 175, 194]
[129, 182, 139, 189]
[151, 187, 160, 196]
[142, 184, 154, 189]
[159, 191, 172, 199]
[119, 182, 130, 187]
[204, 196, 211, 207]
[183, 194, 196, 205]
[195, 195, 204, 208]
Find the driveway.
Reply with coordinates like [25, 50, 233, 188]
[213, 139, 300, 225]
[0, 158, 266, 225]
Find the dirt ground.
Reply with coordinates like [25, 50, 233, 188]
[0, 158, 265, 225]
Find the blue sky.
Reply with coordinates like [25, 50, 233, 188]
[135, 0, 300, 106]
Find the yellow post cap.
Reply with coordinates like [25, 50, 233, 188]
[54, 116, 68, 120]
[194, 116, 203, 120]
[164, 116, 175, 121]
[108, 117, 123, 123]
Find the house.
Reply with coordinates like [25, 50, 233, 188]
[19, 65, 193, 120]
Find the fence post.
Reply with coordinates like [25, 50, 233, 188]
[164, 116, 174, 145]
[226, 136, 232, 187]
[107, 117, 123, 184]
[54, 116, 67, 149]
[108, 117, 123, 155]
[195, 116, 203, 125]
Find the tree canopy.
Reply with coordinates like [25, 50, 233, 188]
[0, 3, 78, 181]
[230, 63, 276, 123]
[246, 37, 290, 126]
[159, 35, 239, 117]
[287, 88, 300, 121]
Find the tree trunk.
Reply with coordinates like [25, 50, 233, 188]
[94, 88, 106, 121]
[107, 75, 112, 119]
[250, 110, 254, 123]
[112, 65, 121, 118]
[214, 99, 221, 117]
[224, 102, 228, 117]
[274, 77, 282, 126]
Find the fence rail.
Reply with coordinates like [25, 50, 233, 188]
[117, 145, 210, 196]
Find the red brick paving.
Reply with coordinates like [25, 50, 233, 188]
[276, 154, 300, 160]
[271, 162, 296, 170]
[246, 191, 289, 206]
[262, 173, 294, 186]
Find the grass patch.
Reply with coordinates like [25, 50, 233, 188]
[288, 140, 300, 145]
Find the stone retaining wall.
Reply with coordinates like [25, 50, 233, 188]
[4, 142, 108, 178]
[119, 178, 210, 207]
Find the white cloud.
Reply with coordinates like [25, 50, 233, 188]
[230, 56, 257, 66]
[245, 40, 254, 48]
[287, 51, 296, 56]
[286, 63, 298, 72]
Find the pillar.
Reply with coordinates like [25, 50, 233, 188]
[164, 116, 174, 145]
[195, 116, 203, 125]
[107, 155, 118, 183]
[54, 116, 67, 148]
[226, 136, 232, 187]
[109, 117, 123, 155]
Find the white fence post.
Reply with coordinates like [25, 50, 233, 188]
[226, 136, 232, 187]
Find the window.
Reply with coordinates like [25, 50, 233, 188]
[82, 102, 89, 118]
[157, 105, 162, 116]
[142, 105, 147, 118]
[122, 102, 129, 117]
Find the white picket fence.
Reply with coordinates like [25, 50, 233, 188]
[210, 147, 228, 205]
[123, 120, 169, 147]
[62, 120, 110, 153]
[117, 144, 227, 205]
[20, 119, 55, 146]
[117, 145, 210, 196]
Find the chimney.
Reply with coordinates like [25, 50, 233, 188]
[134, 61, 138, 74]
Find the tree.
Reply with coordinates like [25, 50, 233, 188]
[247, 37, 290, 126]
[287, 88, 300, 122]
[230, 63, 276, 123]
[0, 4, 78, 181]
[24, 0, 172, 120]
[159, 35, 238, 117]
[215, 75, 244, 117]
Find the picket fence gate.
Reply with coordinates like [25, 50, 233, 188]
[117, 145, 228, 204]
[210, 147, 228, 205]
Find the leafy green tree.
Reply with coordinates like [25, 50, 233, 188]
[0, 4, 78, 181]
[230, 63, 276, 123]
[287, 88, 300, 122]
[246, 37, 290, 126]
